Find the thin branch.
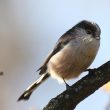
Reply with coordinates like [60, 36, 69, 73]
[0, 72, 3, 76]
[43, 61, 110, 110]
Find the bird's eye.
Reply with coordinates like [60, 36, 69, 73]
[86, 29, 92, 34]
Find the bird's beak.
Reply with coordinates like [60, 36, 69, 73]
[95, 23, 101, 40]
[96, 36, 100, 40]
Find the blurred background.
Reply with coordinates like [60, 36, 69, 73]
[0, 0, 110, 110]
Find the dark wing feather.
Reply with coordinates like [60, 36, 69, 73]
[38, 28, 76, 75]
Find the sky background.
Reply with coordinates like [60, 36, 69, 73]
[0, 0, 110, 110]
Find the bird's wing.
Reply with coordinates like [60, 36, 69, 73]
[38, 29, 76, 75]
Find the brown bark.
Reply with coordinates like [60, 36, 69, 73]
[43, 61, 110, 110]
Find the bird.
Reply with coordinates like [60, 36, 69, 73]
[18, 20, 101, 101]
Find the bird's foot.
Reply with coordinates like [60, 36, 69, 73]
[63, 78, 71, 90]
[85, 68, 97, 76]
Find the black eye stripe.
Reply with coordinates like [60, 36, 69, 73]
[86, 29, 92, 34]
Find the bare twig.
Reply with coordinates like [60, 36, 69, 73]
[0, 72, 3, 76]
[43, 61, 110, 110]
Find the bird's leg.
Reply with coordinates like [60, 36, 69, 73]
[85, 68, 97, 75]
[63, 78, 70, 90]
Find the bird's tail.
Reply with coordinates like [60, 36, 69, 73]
[17, 73, 50, 101]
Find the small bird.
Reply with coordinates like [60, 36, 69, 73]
[18, 20, 101, 101]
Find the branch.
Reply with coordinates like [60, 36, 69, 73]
[43, 61, 110, 110]
[0, 72, 3, 76]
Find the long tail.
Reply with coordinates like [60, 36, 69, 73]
[17, 73, 50, 101]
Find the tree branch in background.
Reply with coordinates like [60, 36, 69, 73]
[0, 72, 3, 76]
[43, 61, 110, 110]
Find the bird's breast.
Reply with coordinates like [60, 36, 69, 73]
[47, 37, 100, 82]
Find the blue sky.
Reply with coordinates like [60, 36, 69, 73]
[0, 0, 110, 110]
